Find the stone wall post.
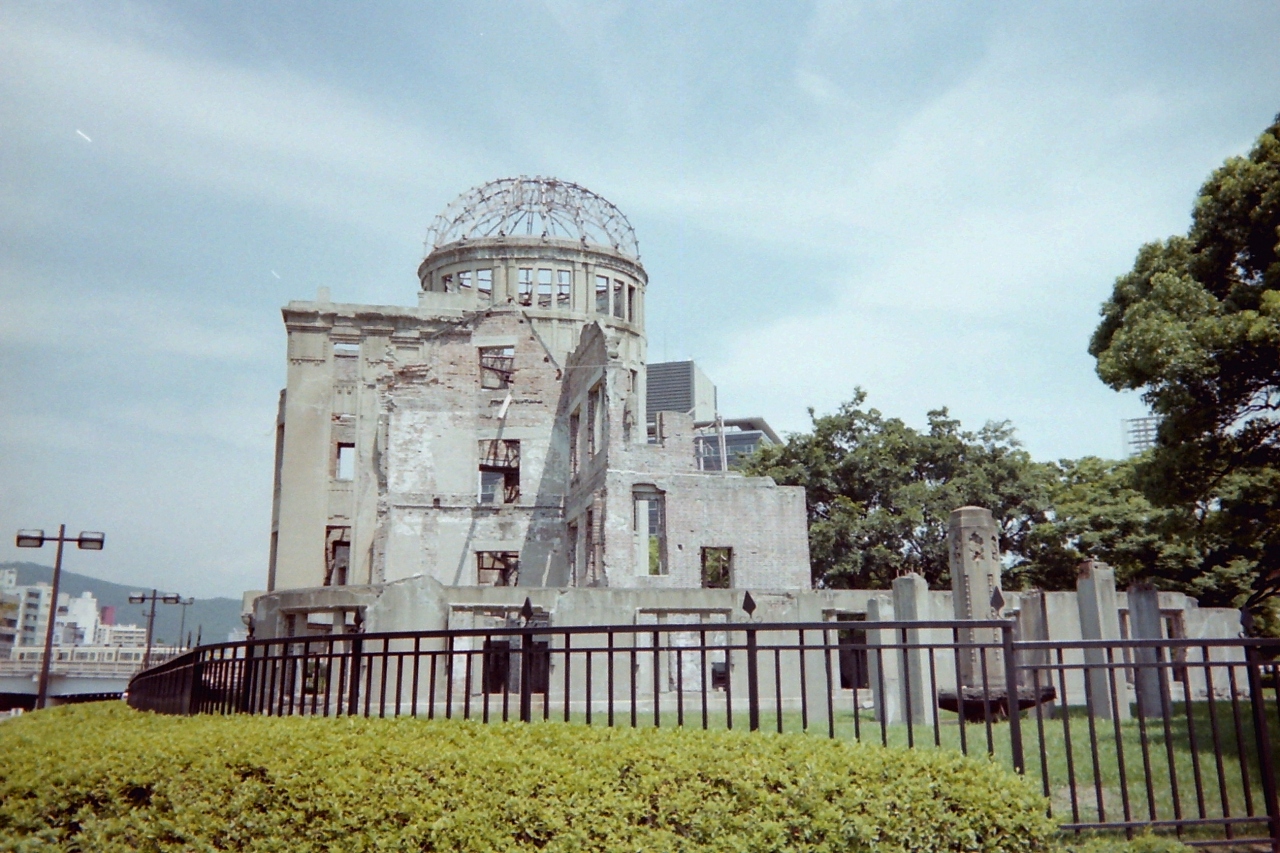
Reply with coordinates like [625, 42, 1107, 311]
[1076, 561, 1129, 720]
[947, 506, 1006, 696]
[865, 594, 899, 723]
[1128, 581, 1167, 718]
[892, 573, 936, 725]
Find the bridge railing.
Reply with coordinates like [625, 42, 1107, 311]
[127, 619, 1280, 847]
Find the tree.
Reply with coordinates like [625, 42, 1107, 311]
[1089, 114, 1280, 613]
[744, 390, 1051, 589]
[1020, 456, 1199, 592]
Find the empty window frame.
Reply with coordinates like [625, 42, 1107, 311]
[479, 346, 514, 390]
[595, 274, 610, 313]
[627, 285, 636, 322]
[584, 509, 597, 584]
[634, 487, 667, 576]
[482, 634, 549, 693]
[335, 443, 355, 480]
[325, 527, 351, 587]
[835, 614, 870, 690]
[457, 270, 472, 291]
[567, 522, 579, 584]
[556, 269, 572, 308]
[613, 279, 625, 319]
[441, 272, 454, 292]
[586, 385, 601, 456]
[569, 408, 581, 476]
[518, 268, 534, 306]
[478, 439, 520, 504]
[537, 268, 554, 308]
[477, 269, 493, 302]
[700, 547, 731, 588]
[476, 551, 520, 586]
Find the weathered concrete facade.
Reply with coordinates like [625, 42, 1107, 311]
[267, 178, 811, 604]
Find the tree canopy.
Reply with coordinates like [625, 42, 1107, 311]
[744, 390, 1050, 589]
[1089, 113, 1280, 612]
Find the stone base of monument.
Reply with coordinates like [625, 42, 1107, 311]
[936, 684, 1057, 718]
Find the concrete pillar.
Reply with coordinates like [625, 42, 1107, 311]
[892, 573, 936, 725]
[1015, 589, 1053, 710]
[1128, 581, 1167, 718]
[1076, 561, 1129, 720]
[947, 506, 1006, 695]
[866, 595, 899, 723]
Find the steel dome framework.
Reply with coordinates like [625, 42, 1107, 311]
[425, 177, 639, 258]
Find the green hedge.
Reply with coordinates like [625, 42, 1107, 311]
[0, 702, 1058, 852]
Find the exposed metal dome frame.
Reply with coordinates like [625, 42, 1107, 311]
[425, 176, 639, 258]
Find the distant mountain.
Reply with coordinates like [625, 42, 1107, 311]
[2, 562, 245, 646]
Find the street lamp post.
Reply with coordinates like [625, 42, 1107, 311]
[15, 525, 105, 710]
[128, 589, 182, 668]
[177, 597, 195, 650]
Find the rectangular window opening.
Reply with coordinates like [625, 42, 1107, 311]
[336, 443, 355, 480]
[537, 269, 553, 308]
[711, 660, 729, 691]
[634, 488, 667, 576]
[457, 270, 472, 291]
[569, 409, 581, 476]
[477, 269, 493, 301]
[584, 508, 597, 585]
[480, 346, 514, 390]
[613, 279, 625, 319]
[476, 551, 520, 587]
[441, 272, 454, 292]
[518, 268, 534, 306]
[567, 522, 579, 585]
[587, 386, 601, 457]
[700, 547, 731, 588]
[557, 270, 572, 308]
[595, 274, 609, 313]
[836, 615, 870, 690]
[478, 439, 520, 504]
[627, 285, 636, 322]
[325, 527, 351, 587]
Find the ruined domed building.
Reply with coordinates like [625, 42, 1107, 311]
[259, 178, 811, 637]
[246, 178, 1243, 723]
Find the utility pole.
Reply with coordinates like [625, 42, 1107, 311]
[176, 597, 195, 650]
[128, 589, 182, 668]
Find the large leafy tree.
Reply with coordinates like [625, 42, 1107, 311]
[744, 391, 1051, 589]
[1089, 114, 1280, 612]
[1020, 456, 1198, 593]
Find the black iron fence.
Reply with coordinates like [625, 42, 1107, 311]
[127, 619, 1280, 848]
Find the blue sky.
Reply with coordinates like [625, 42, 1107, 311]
[2, 1, 1278, 597]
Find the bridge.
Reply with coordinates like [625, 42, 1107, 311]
[0, 650, 183, 710]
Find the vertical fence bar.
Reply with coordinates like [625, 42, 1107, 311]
[1002, 623, 1024, 774]
[346, 635, 363, 716]
[1227, 664, 1256, 817]
[411, 637, 421, 718]
[952, 627, 968, 755]
[520, 626, 534, 724]
[1245, 641, 1280, 852]
[746, 627, 760, 732]
[563, 633, 572, 724]
[653, 629, 662, 729]
[823, 627, 835, 739]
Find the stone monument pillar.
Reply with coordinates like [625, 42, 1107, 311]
[1076, 561, 1129, 720]
[865, 594, 899, 723]
[1127, 581, 1167, 718]
[892, 573, 936, 725]
[948, 506, 1007, 696]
